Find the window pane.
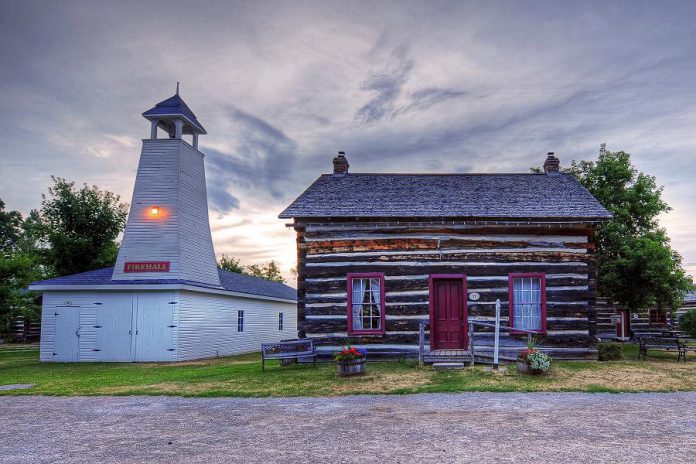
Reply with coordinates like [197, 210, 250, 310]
[350, 276, 383, 332]
[512, 277, 542, 331]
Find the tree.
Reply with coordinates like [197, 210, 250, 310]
[38, 177, 128, 276]
[245, 260, 284, 283]
[218, 254, 244, 274]
[217, 255, 285, 283]
[568, 145, 691, 313]
[0, 199, 22, 253]
[0, 200, 47, 335]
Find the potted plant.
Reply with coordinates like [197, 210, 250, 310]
[335, 345, 368, 376]
[516, 337, 551, 375]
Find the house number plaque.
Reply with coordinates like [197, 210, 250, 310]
[468, 292, 480, 301]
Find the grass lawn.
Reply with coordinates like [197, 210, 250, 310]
[1, 344, 695, 397]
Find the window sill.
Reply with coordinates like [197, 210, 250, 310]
[347, 331, 385, 336]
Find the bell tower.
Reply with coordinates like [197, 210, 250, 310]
[112, 87, 221, 287]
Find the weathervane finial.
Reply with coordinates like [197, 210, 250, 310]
[176, 82, 180, 96]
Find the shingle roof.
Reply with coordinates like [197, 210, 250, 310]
[142, 94, 207, 134]
[30, 268, 296, 301]
[279, 173, 612, 220]
[685, 290, 696, 303]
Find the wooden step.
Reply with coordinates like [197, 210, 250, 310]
[432, 362, 467, 370]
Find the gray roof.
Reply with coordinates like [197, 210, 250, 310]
[31, 267, 296, 301]
[685, 290, 696, 303]
[279, 173, 612, 220]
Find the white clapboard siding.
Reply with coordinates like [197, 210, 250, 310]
[112, 139, 220, 287]
[40, 291, 102, 362]
[40, 289, 296, 362]
[176, 291, 298, 361]
[178, 142, 220, 285]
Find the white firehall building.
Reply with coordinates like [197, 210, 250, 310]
[30, 91, 297, 362]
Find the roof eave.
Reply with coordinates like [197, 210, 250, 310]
[28, 283, 296, 304]
[142, 112, 207, 134]
[279, 213, 613, 222]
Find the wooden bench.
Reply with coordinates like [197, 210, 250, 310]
[637, 337, 687, 362]
[261, 338, 316, 371]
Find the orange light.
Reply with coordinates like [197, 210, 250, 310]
[150, 205, 160, 216]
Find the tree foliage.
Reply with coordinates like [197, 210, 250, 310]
[0, 199, 23, 253]
[38, 177, 128, 276]
[568, 145, 691, 312]
[245, 260, 284, 283]
[218, 254, 245, 274]
[0, 200, 48, 334]
[679, 309, 696, 338]
[217, 255, 285, 283]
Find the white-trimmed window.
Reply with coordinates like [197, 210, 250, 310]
[278, 312, 284, 331]
[509, 273, 546, 332]
[347, 273, 385, 335]
[237, 310, 244, 332]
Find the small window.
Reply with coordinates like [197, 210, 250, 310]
[649, 308, 666, 325]
[509, 273, 546, 332]
[278, 312, 284, 331]
[237, 310, 244, 332]
[347, 273, 385, 335]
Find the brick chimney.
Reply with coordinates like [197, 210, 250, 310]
[543, 152, 560, 174]
[333, 151, 349, 177]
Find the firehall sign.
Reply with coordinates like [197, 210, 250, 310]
[123, 261, 171, 273]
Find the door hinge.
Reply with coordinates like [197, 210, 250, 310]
[92, 349, 102, 352]
[94, 325, 102, 328]
[94, 302, 103, 305]
[53, 353, 57, 356]
[167, 325, 177, 328]
[166, 348, 176, 352]
[168, 301, 177, 305]
[54, 312, 59, 316]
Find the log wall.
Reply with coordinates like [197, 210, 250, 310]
[293, 219, 600, 360]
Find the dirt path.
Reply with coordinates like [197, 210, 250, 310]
[1, 393, 695, 463]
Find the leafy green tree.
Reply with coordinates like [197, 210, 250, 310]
[218, 254, 245, 274]
[0, 200, 47, 335]
[679, 309, 696, 338]
[0, 199, 22, 253]
[245, 260, 284, 283]
[217, 255, 285, 283]
[568, 145, 691, 313]
[38, 177, 128, 276]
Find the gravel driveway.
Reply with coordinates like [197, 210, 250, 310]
[1, 393, 695, 463]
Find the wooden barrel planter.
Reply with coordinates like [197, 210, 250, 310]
[516, 357, 544, 375]
[337, 357, 366, 376]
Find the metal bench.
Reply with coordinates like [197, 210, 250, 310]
[261, 338, 316, 371]
[637, 337, 687, 362]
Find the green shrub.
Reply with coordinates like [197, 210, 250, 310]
[597, 341, 623, 361]
[679, 309, 696, 338]
[526, 351, 552, 371]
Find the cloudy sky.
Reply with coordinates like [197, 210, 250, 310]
[1, 0, 695, 282]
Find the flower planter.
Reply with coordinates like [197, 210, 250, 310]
[516, 357, 544, 375]
[336, 357, 366, 376]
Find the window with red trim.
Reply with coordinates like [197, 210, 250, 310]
[347, 273, 385, 335]
[649, 308, 666, 325]
[509, 273, 546, 332]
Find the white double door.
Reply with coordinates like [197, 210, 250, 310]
[52, 292, 176, 362]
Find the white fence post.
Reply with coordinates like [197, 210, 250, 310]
[494, 299, 501, 369]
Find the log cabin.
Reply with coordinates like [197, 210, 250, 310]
[279, 152, 612, 361]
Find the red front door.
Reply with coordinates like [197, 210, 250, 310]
[431, 278, 467, 350]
